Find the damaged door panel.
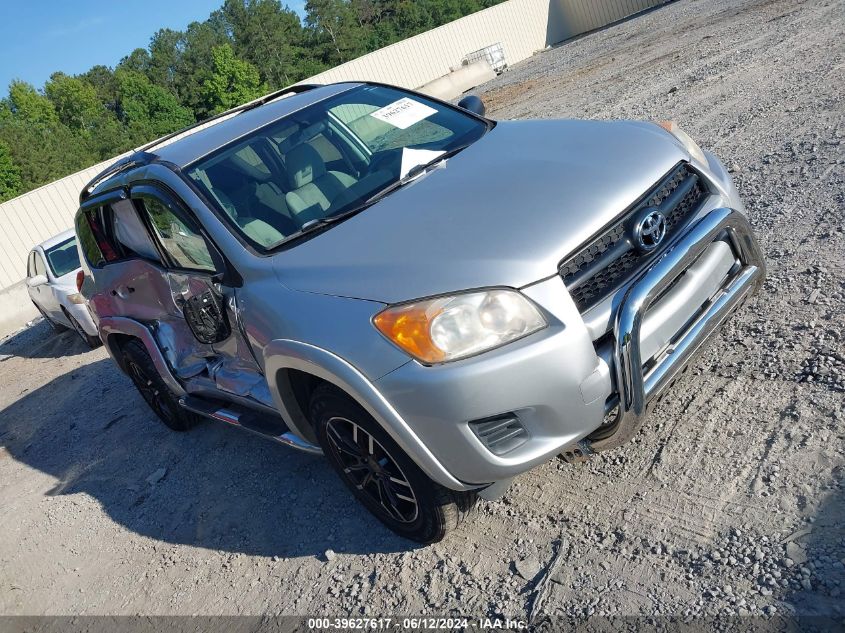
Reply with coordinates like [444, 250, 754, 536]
[129, 187, 267, 403]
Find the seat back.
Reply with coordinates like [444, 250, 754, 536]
[285, 144, 357, 221]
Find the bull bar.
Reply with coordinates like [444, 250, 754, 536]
[591, 207, 766, 451]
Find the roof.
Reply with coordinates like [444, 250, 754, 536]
[152, 82, 360, 168]
[37, 228, 76, 251]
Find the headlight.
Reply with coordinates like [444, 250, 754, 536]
[657, 120, 707, 165]
[373, 289, 547, 364]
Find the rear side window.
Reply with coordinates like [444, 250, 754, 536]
[75, 206, 121, 268]
[135, 196, 216, 273]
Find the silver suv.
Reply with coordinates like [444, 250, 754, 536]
[75, 82, 765, 543]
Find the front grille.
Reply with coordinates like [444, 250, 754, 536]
[560, 162, 708, 311]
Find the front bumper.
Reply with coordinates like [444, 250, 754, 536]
[365, 154, 765, 490]
[374, 204, 764, 487]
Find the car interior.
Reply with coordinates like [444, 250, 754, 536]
[188, 117, 402, 249]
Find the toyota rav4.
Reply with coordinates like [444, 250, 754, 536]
[74, 82, 765, 543]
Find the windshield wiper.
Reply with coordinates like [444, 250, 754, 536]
[364, 143, 472, 207]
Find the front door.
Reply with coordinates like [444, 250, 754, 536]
[85, 185, 267, 405]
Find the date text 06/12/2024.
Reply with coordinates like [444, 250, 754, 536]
[306, 617, 529, 630]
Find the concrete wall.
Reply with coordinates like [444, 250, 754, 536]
[0, 155, 128, 290]
[305, 0, 668, 91]
[0, 0, 669, 306]
[0, 282, 39, 340]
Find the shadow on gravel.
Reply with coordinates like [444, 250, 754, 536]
[0, 319, 92, 360]
[785, 487, 845, 623]
[0, 359, 420, 558]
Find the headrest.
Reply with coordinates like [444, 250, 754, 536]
[286, 144, 326, 189]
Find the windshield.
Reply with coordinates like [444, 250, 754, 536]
[186, 85, 489, 250]
[45, 237, 81, 278]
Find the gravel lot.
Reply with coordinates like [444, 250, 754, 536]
[1, 0, 843, 623]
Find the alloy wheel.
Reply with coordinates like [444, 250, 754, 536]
[325, 416, 419, 523]
[126, 360, 178, 422]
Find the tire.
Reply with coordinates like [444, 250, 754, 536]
[64, 309, 102, 349]
[309, 383, 476, 543]
[122, 339, 198, 432]
[33, 303, 65, 332]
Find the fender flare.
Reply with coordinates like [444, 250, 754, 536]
[263, 339, 472, 491]
[98, 316, 186, 397]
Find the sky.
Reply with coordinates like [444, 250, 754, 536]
[0, 0, 307, 93]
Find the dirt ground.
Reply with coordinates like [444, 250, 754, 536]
[1, 0, 843, 622]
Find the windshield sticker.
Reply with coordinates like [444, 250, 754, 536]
[400, 148, 445, 179]
[369, 98, 437, 130]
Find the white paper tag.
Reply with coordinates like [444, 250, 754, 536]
[369, 98, 437, 130]
[400, 148, 445, 179]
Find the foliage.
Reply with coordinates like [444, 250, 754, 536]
[202, 44, 267, 114]
[114, 70, 195, 142]
[0, 0, 506, 199]
[0, 141, 22, 202]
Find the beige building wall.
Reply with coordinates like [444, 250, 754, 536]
[0, 0, 669, 299]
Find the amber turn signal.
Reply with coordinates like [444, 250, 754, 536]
[373, 303, 446, 364]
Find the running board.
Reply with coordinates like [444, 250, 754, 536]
[178, 395, 322, 455]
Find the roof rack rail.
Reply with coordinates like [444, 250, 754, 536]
[137, 83, 323, 154]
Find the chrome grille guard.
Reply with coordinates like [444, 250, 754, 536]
[591, 207, 766, 451]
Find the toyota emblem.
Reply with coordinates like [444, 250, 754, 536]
[635, 209, 667, 251]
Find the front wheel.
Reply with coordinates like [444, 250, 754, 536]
[122, 339, 198, 432]
[309, 383, 476, 543]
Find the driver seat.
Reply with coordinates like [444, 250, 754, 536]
[285, 144, 357, 221]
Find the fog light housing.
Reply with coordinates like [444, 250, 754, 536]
[469, 413, 529, 456]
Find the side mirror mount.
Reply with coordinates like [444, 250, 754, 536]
[27, 274, 48, 288]
[458, 95, 486, 117]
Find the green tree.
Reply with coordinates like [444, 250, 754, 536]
[305, 0, 367, 66]
[0, 118, 95, 192]
[115, 69, 195, 142]
[0, 141, 22, 202]
[148, 28, 185, 92]
[118, 48, 153, 74]
[201, 44, 266, 114]
[44, 72, 129, 159]
[174, 16, 232, 118]
[6, 80, 60, 125]
[221, 0, 315, 87]
[79, 65, 120, 112]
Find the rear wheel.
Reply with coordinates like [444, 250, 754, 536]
[33, 303, 64, 332]
[309, 383, 476, 543]
[122, 339, 198, 432]
[64, 309, 101, 348]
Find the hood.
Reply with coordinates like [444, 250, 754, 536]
[273, 119, 688, 304]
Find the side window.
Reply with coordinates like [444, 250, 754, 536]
[135, 195, 216, 273]
[76, 205, 122, 268]
[26, 252, 35, 277]
[33, 252, 47, 277]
